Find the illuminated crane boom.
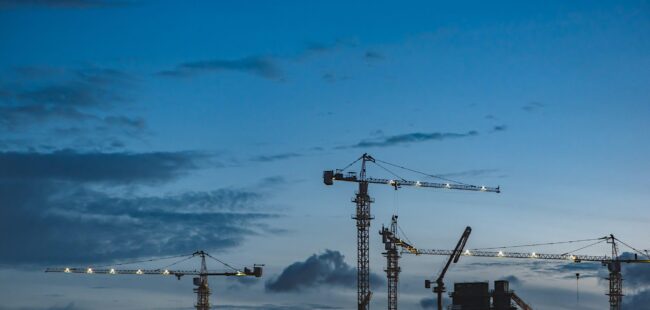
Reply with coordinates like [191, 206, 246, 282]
[324, 154, 499, 310]
[405, 235, 650, 310]
[46, 250, 263, 310]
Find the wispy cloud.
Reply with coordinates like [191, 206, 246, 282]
[250, 152, 303, 163]
[0, 66, 149, 151]
[522, 101, 545, 112]
[491, 124, 507, 132]
[158, 56, 283, 80]
[343, 130, 479, 148]
[265, 250, 383, 292]
[0, 150, 279, 265]
[364, 50, 384, 61]
[0, 0, 128, 9]
[0, 150, 203, 183]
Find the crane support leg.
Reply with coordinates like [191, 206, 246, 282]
[354, 181, 373, 310]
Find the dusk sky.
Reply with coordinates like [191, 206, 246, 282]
[1, 1, 649, 309]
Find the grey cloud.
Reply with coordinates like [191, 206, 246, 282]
[625, 289, 650, 309]
[321, 72, 349, 83]
[499, 275, 522, 286]
[219, 304, 343, 310]
[251, 153, 303, 162]
[420, 296, 450, 309]
[265, 250, 383, 292]
[0, 180, 278, 265]
[159, 56, 283, 80]
[0, 150, 203, 184]
[344, 130, 479, 148]
[364, 51, 384, 60]
[491, 124, 507, 132]
[620, 252, 650, 287]
[522, 101, 545, 112]
[0, 0, 127, 9]
[0, 67, 141, 139]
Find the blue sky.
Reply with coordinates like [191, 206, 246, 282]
[0, 1, 649, 309]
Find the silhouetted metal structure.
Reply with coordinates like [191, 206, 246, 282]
[324, 153, 499, 310]
[425, 226, 471, 310]
[450, 280, 531, 310]
[380, 215, 418, 310]
[46, 250, 263, 309]
[407, 235, 650, 310]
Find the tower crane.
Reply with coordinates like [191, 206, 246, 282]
[379, 215, 418, 310]
[405, 235, 650, 310]
[46, 250, 263, 310]
[324, 153, 499, 310]
[424, 226, 471, 310]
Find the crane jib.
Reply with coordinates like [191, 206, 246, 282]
[323, 170, 500, 193]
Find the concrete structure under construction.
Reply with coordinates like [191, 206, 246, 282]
[450, 280, 523, 310]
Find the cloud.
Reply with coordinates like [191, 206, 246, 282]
[265, 250, 383, 292]
[0, 150, 279, 265]
[499, 275, 522, 286]
[158, 56, 283, 80]
[522, 101, 545, 112]
[343, 130, 479, 148]
[219, 304, 343, 310]
[620, 252, 650, 287]
[0, 180, 277, 265]
[0, 150, 203, 183]
[624, 289, 650, 309]
[420, 296, 450, 309]
[0, 0, 126, 9]
[251, 153, 303, 162]
[364, 51, 384, 61]
[0, 67, 144, 147]
[491, 124, 507, 132]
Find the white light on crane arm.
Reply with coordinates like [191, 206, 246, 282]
[416, 181, 422, 187]
[136, 269, 143, 275]
[86, 268, 93, 274]
[531, 252, 538, 258]
[445, 183, 451, 188]
[64, 268, 71, 273]
[163, 269, 170, 275]
[480, 186, 487, 191]
[464, 250, 472, 255]
[236, 271, 245, 276]
[109, 268, 116, 274]
[497, 251, 505, 257]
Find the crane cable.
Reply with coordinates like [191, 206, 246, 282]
[614, 237, 650, 259]
[469, 236, 608, 251]
[206, 253, 240, 272]
[374, 158, 472, 186]
[560, 239, 608, 256]
[94, 253, 193, 268]
[340, 156, 363, 172]
[157, 255, 196, 270]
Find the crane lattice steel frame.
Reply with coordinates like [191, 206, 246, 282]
[324, 153, 499, 310]
[46, 250, 263, 310]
